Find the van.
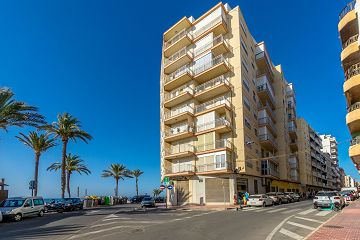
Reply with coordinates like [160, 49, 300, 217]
[0, 197, 45, 221]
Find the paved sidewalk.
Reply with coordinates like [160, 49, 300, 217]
[157, 203, 238, 211]
[307, 200, 360, 240]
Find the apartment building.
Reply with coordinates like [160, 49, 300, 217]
[320, 135, 341, 190]
[344, 175, 355, 187]
[339, 1, 360, 173]
[160, 2, 301, 206]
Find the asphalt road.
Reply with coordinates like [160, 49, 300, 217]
[0, 201, 338, 240]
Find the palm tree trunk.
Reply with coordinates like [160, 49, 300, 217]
[136, 177, 139, 196]
[115, 178, 119, 196]
[34, 153, 40, 196]
[61, 139, 68, 198]
[67, 171, 71, 198]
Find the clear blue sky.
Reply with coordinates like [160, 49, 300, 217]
[0, 0, 356, 197]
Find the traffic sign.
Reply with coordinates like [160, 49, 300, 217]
[160, 185, 166, 190]
[29, 180, 35, 190]
[164, 177, 170, 185]
[167, 185, 173, 190]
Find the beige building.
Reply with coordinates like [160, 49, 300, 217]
[339, 1, 360, 173]
[160, 2, 302, 205]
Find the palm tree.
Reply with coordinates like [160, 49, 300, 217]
[132, 169, 144, 196]
[47, 154, 91, 197]
[44, 113, 92, 198]
[153, 189, 162, 198]
[0, 88, 45, 131]
[16, 131, 56, 196]
[102, 164, 132, 196]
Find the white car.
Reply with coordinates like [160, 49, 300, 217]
[247, 194, 274, 207]
[313, 191, 345, 210]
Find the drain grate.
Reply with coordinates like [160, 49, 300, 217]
[324, 225, 344, 229]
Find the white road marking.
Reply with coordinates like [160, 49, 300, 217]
[294, 216, 324, 224]
[241, 207, 257, 211]
[102, 217, 132, 221]
[267, 208, 288, 213]
[282, 208, 302, 214]
[315, 210, 332, 216]
[265, 215, 295, 240]
[286, 221, 316, 230]
[279, 228, 303, 240]
[254, 208, 270, 212]
[298, 209, 317, 215]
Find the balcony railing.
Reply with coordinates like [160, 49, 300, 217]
[165, 144, 195, 156]
[258, 117, 276, 133]
[163, 29, 192, 49]
[339, 1, 356, 20]
[192, 15, 227, 39]
[164, 106, 194, 119]
[345, 62, 360, 81]
[195, 95, 231, 114]
[261, 160, 279, 178]
[193, 54, 229, 76]
[196, 118, 231, 132]
[193, 34, 229, 57]
[164, 46, 193, 67]
[257, 83, 276, 105]
[194, 75, 231, 94]
[166, 164, 195, 174]
[347, 102, 360, 113]
[258, 133, 276, 145]
[196, 161, 233, 173]
[351, 137, 360, 146]
[343, 34, 359, 49]
[288, 125, 297, 133]
[164, 85, 194, 102]
[164, 64, 193, 84]
[195, 139, 232, 152]
[165, 124, 194, 137]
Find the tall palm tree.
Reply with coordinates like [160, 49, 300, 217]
[102, 164, 132, 196]
[44, 113, 92, 198]
[47, 154, 91, 197]
[132, 169, 144, 196]
[16, 131, 56, 196]
[0, 88, 45, 131]
[153, 189, 162, 198]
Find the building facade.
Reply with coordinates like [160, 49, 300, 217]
[344, 175, 355, 187]
[320, 135, 341, 190]
[160, 3, 301, 205]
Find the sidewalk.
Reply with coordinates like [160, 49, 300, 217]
[157, 203, 238, 211]
[307, 200, 360, 240]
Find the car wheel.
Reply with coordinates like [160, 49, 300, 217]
[14, 213, 22, 222]
[38, 210, 44, 217]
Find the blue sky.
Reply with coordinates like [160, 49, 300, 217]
[0, 0, 357, 197]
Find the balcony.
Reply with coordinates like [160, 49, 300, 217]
[258, 102, 276, 123]
[261, 159, 279, 179]
[192, 15, 228, 41]
[196, 161, 233, 175]
[195, 139, 232, 154]
[163, 28, 193, 58]
[164, 144, 195, 160]
[341, 34, 359, 63]
[288, 124, 297, 139]
[164, 47, 193, 74]
[164, 106, 194, 125]
[349, 137, 360, 168]
[193, 34, 230, 58]
[164, 163, 195, 177]
[196, 118, 232, 135]
[164, 64, 193, 91]
[164, 123, 194, 142]
[195, 95, 232, 116]
[256, 79, 276, 109]
[259, 133, 277, 152]
[339, 1, 357, 32]
[163, 17, 192, 42]
[258, 117, 277, 137]
[255, 42, 274, 81]
[290, 140, 298, 152]
[344, 62, 360, 97]
[193, 54, 231, 83]
[194, 75, 232, 102]
[346, 102, 360, 133]
[164, 86, 194, 108]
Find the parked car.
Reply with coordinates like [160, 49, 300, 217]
[276, 192, 290, 204]
[266, 192, 282, 205]
[247, 194, 274, 207]
[64, 198, 84, 211]
[341, 187, 359, 199]
[340, 190, 355, 205]
[0, 197, 45, 221]
[285, 192, 300, 202]
[141, 197, 156, 208]
[313, 191, 345, 210]
[283, 192, 295, 203]
[155, 196, 165, 203]
[130, 195, 150, 204]
[44, 199, 65, 213]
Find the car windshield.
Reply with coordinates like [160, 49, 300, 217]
[249, 195, 261, 198]
[316, 192, 337, 197]
[0, 199, 24, 207]
[267, 193, 276, 196]
[143, 197, 152, 201]
[340, 191, 352, 195]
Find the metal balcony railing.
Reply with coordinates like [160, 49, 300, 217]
[196, 161, 233, 173]
[258, 101, 276, 121]
[164, 85, 194, 102]
[192, 16, 228, 39]
[164, 46, 193, 67]
[193, 34, 229, 57]
[163, 29, 192, 49]
[164, 106, 194, 120]
[288, 125, 297, 133]
[257, 83, 276, 105]
[258, 133, 277, 146]
[343, 34, 359, 49]
[195, 139, 232, 152]
[339, 1, 356, 20]
[165, 124, 194, 137]
[261, 167, 279, 178]
[165, 164, 195, 174]
[196, 118, 231, 132]
[164, 64, 193, 84]
[347, 102, 360, 113]
[193, 54, 229, 76]
[350, 137, 360, 146]
[258, 117, 276, 133]
[165, 144, 195, 156]
[345, 62, 360, 81]
[195, 95, 231, 114]
[194, 75, 231, 94]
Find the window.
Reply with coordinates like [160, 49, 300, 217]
[240, 38, 248, 56]
[244, 117, 251, 129]
[254, 180, 258, 194]
[215, 154, 226, 169]
[33, 199, 44, 206]
[243, 96, 250, 111]
[243, 77, 250, 92]
[252, 91, 256, 102]
[254, 128, 258, 136]
[240, 20, 247, 38]
[242, 58, 249, 73]
[24, 199, 33, 207]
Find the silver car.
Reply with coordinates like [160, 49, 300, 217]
[247, 194, 274, 207]
[0, 197, 45, 221]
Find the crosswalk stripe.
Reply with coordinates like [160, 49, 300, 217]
[69, 226, 132, 239]
[279, 228, 303, 240]
[267, 208, 288, 213]
[102, 217, 132, 221]
[315, 210, 332, 216]
[294, 216, 324, 224]
[282, 208, 302, 214]
[241, 207, 257, 211]
[286, 221, 316, 230]
[298, 209, 317, 215]
[254, 208, 270, 212]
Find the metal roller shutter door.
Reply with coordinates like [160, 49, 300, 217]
[205, 178, 230, 203]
